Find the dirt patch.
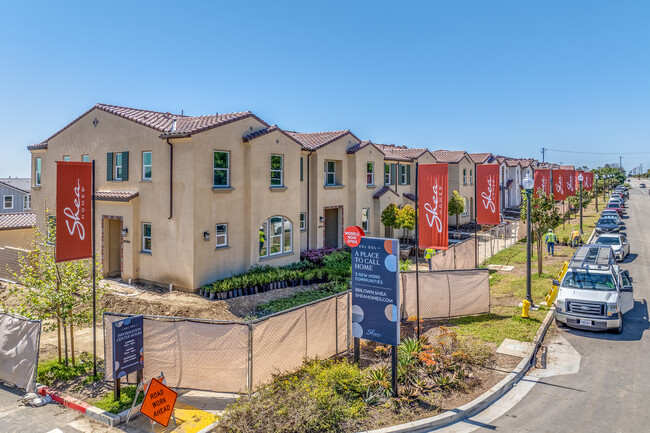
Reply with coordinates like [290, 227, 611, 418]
[45, 358, 113, 402]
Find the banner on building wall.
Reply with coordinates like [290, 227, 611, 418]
[56, 161, 93, 262]
[584, 172, 594, 191]
[553, 169, 568, 201]
[565, 169, 576, 197]
[534, 169, 551, 198]
[418, 164, 448, 250]
[476, 164, 500, 225]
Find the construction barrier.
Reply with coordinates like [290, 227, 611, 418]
[0, 311, 41, 391]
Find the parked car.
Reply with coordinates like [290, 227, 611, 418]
[600, 212, 623, 226]
[605, 202, 623, 216]
[640, 183, 646, 188]
[554, 245, 634, 334]
[595, 217, 622, 234]
[601, 209, 620, 219]
[609, 197, 625, 208]
[593, 233, 630, 261]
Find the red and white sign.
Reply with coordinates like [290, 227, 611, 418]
[56, 162, 92, 263]
[344, 226, 365, 247]
[534, 169, 551, 198]
[418, 164, 448, 250]
[583, 172, 594, 191]
[553, 169, 568, 201]
[565, 169, 576, 197]
[476, 164, 500, 225]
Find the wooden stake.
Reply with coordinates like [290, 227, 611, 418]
[70, 323, 76, 366]
[57, 314, 62, 363]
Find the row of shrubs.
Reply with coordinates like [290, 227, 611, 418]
[198, 248, 351, 300]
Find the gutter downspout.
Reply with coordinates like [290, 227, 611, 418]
[167, 138, 173, 219]
[307, 150, 313, 250]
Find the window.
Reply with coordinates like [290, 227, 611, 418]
[216, 224, 228, 247]
[3, 195, 13, 209]
[82, 155, 90, 162]
[259, 216, 292, 257]
[463, 168, 467, 185]
[23, 194, 31, 210]
[384, 163, 391, 185]
[142, 223, 152, 253]
[47, 215, 56, 245]
[107, 151, 129, 181]
[367, 162, 374, 185]
[399, 165, 408, 185]
[63, 155, 71, 162]
[271, 154, 283, 186]
[114, 153, 123, 180]
[470, 169, 473, 184]
[35, 157, 42, 186]
[142, 151, 152, 181]
[300, 157, 303, 181]
[300, 212, 306, 230]
[213, 151, 230, 187]
[461, 198, 469, 216]
[325, 160, 336, 185]
[361, 208, 369, 232]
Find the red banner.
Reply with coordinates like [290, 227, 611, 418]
[565, 169, 576, 197]
[418, 164, 448, 250]
[552, 169, 568, 201]
[534, 169, 551, 198]
[56, 162, 93, 262]
[476, 164, 500, 225]
[583, 172, 594, 191]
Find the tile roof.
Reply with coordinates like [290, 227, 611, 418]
[432, 150, 469, 164]
[469, 153, 493, 164]
[372, 186, 399, 199]
[0, 178, 30, 193]
[284, 130, 357, 150]
[346, 140, 374, 154]
[29, 103, 269, 150]
[95, 190, 139, 202]
[403, 192, 416, 202]
[560, 165, 575, 170]
[505, 159, 521, 167]
[374, 143, 428, 161]
[241, 125, 304, 147]
[0, 212, 35, 230]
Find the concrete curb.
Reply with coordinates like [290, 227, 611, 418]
[38, 385, 122, 427]
[359, 306, 556, 433]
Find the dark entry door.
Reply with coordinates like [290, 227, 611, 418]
[108, 219, 121, 277]
[324, 208, 339, 248]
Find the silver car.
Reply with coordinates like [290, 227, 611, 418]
[593, 234, 630, 261]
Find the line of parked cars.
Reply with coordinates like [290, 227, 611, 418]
[555, 184, 634, 334]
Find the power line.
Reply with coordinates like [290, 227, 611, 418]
[545, 148, 650, 155]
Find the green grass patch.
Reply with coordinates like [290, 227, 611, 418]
[37, 353, 98, 386]
[255, 282, 348, 317]
[451, 305, 549, 345]
[92, 385, 145, 414]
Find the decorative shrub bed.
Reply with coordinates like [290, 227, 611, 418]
[254, 281, 349, 317]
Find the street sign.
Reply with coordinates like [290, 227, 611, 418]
[344, 225, 365, 247]
[112, 316, 144, 379]
[139, 377, 178, 427]
[350, 237, 400, 346]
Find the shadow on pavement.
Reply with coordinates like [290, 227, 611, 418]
[563, 299, 649, 342]
[622, 253, 638, 264]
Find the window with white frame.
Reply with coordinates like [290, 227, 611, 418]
[300, 212, 306, 230]
[271, 155, 283, 186]
[367, 162, 374, 185]
[325, 160, 336, 185]
[384, 163, 391, 185]
[63, 155, 71, 162]
[216, 223, 228, 247]
[361, 208, 369, 232]
[213, 151, 230, 187]
[463, 168, 467, 184]
[400, 165, 407, 185]
[114, 152, 123, 181]
[142, 151, 152, 181]
[3, 195, 13, 210]
[82, 155, 90, 162]
[259, 216, 292, 257]
[470, 169, 473, 184]
[142, 223, 152, 253]
[23, 194, 31, 210]
[35, 157, 42, 186]
[461, 198, 469, 216]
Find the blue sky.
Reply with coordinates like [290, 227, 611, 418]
[2, 0, 650, 177]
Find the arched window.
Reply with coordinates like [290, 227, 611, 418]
[259, 216, 292, 257]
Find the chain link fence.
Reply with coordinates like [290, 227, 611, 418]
[476, 220, 523, 264]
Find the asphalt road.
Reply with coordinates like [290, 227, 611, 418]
[484, 182, 650, 433]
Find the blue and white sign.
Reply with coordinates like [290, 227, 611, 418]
[112, 315, 144, 379]
[351, 237, 400, 346]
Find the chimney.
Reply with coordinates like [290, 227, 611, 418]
[171, 118, 177, 133]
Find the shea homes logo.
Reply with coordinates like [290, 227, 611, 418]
[566, 174, 575, 193]
[63, 178, 86, 241]
[423, 178, 444, 233]
[56, 161, 93, 263]
[481, 175, 496, 213]
[555, 175, 564, 195]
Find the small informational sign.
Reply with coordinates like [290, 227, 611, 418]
[112, 316, 144, 379]
[344, 225, 365, 248]
[351, 237, 400, 346]
[139, 377, 178, 427]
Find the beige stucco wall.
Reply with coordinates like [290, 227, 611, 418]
[0, 228, 34, 250]
[347, 144, 385, 237]
[448, 156, 476, 228]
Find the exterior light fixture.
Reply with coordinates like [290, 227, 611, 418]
[203, 231, 210, 242]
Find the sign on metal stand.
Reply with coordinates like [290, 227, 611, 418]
[350, 236, 400, 396]
[112, 315, 144, 399]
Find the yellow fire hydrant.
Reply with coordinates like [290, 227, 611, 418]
[521, 300, 531, 318]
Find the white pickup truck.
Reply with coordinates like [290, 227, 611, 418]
[554, 245, 634, 334]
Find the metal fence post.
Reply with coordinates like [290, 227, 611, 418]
[304, 307, 308, 359]
[247, 322, 253, 393]
[335, 296, 338, 355]
[347, 289, 351, 354]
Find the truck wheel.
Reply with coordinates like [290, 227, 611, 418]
[555, 316, 565, 328]
[613, 313, 623, 334]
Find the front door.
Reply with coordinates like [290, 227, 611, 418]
[324, 208, 339, 248]
[107, 219, 121, 277]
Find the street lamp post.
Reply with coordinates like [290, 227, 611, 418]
[603, 174, 607, 202]
[594, 174, 599, 212]
[522, 174, 535, 306]
[578, 173, 584, 234]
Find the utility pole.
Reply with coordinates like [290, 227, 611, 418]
[541, 148, 547, 162]
[619, 156, 623, 173]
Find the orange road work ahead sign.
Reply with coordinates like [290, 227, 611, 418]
[139, 377, 178, 427]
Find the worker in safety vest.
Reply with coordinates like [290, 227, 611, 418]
[545, 229, 557, 256]
[570, 229, 581, 248]
[259, 228, 266, 253]
[424, 248, 435, 271]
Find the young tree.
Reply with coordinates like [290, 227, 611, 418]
[520, 190, 561, 276]
[396, 204, 416, 243]
[4, 217, 106, 366]
[448, 191, 465, 231]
